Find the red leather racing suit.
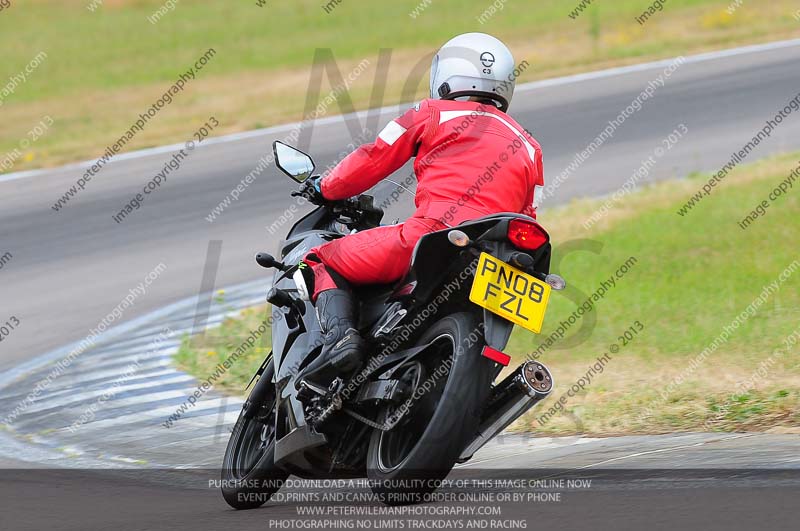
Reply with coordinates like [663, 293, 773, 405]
[305, 98, 544, 299]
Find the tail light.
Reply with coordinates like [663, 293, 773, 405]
[507, 219, 548, 251]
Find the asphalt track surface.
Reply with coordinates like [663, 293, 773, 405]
[2, 434, 799, 531]
[1, 41, 800, 529]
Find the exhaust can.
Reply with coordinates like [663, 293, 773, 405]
[458, 360, 553, 461]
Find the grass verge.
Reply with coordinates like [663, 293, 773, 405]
[2, 0, 800, 171]
[174, 152, 800, 435]
[173, 304, 273, 395]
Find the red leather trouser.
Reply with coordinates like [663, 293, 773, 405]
[304, 216, 446, 301]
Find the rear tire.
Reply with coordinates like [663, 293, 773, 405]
[221, 357, 288, 510]
[366, 312, 495, 505]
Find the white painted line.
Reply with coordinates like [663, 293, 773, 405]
[2, 37, 799, 184]
[88, 344, 180, 365]
[0, 430, 142, 469]
[37, 359, 175, 390]
[514, 37, 800, 92]
[575, 434, 754, 469]
[0, 276, 270, 390]
[458, 436, 600, 468]
[138, 431, 232, 452]
[0, 366, 184, 402]
[12, 361, 183, 407]
[176, 409, 241, 430]
[65, 397, 237, 433]
[68, 349, 176, 373]
[60, 389, 195, 415]
[14, 377, 193, 414]
[81, 344, 171, 360]
[20, 378, 199, 414]
[88, 337, 183, 355]
[99, 407, 241, 442]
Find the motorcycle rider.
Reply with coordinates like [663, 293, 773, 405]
[295, 32, 544, 391]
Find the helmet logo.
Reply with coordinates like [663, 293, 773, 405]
[480, 52, 496, 68]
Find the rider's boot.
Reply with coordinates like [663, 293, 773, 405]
[296, 288, 365, 393]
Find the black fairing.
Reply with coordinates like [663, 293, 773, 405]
[266, 203, 552, 475]
[398, 213, 551, 303]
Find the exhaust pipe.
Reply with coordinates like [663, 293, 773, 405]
[458, 360, 553, 462]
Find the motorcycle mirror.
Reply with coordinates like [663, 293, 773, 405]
[273, 141, 315, 183]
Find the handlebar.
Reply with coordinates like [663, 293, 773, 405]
[332, 195, 383, 221]
[290, 179, 384, 228]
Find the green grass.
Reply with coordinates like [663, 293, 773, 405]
[506, 152, 800, 434]
[510, 170, 799, 363]
[173, 305, 273, 394]
[174, 152, 800, 435]
[1, 0, 799, 169]
[0, 0, 769, 100]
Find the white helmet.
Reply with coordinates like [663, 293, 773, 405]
[430, 33, 516, 112]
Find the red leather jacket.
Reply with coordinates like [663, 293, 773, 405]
[321, 99, 543, 226]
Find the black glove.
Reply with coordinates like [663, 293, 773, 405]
[291, 175, 325, 204]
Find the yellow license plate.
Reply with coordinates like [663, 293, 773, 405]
[469, 253, 551, 334]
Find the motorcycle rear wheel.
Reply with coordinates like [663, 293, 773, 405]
[366, 312, 495, 505]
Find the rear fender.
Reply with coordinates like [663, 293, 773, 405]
[483, 310, 514, 351]
[475, 240, 551, 351]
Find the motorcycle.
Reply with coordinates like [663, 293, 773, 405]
[221, 141, 565, 509]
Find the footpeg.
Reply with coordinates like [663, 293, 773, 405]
[371, 302, 408, 337]
[304, 378, 345, 429]
[297, 380, 326, 402]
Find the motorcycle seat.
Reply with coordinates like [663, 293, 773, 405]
[353, 282, 397, 303]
